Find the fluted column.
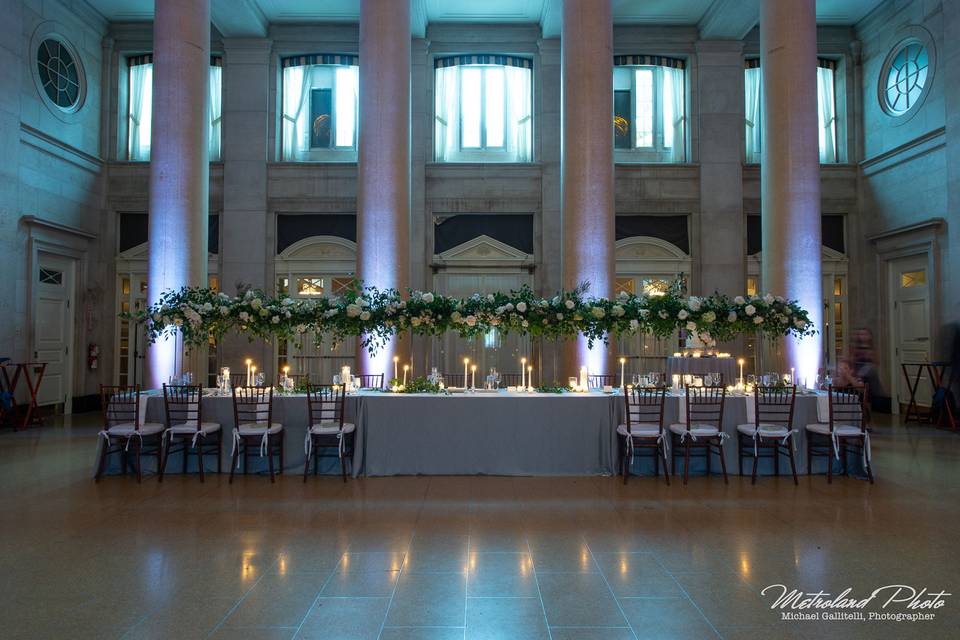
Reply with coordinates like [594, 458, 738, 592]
[147, 0, 210, 387]
[760, 0, 822, 385]
[357, 0, 410, 378]
[561, 0, 615, 376]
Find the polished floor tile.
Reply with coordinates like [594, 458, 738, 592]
[2, 413, 959, 639]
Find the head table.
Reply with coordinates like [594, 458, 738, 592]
[115, 389, 840, 478]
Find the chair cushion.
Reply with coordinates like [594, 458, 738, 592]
[737, 423, 789, 437]
[237, 422, 283, 436]
[310, 421, 356, 435]
[617, 423, 661, 438]
[106, 422, 164, 437]
[167, 421, 221, 434]
[805, 423, 862, 437]
[668, 423, 719, 437]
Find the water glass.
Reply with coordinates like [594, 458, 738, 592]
[255, 372, 265, 387]
[747, 374, 756, 386]
[333, 374, 341, 386]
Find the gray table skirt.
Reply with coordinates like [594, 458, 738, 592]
[95, 392, 851, 478]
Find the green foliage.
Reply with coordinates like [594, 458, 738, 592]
[129, 277, 816, 353]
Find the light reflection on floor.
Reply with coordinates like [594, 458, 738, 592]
[0, 413, 957, 639]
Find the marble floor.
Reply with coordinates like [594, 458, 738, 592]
[1, 412, 958, 640]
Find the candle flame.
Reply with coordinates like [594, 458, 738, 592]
[245, 358, 252, 365]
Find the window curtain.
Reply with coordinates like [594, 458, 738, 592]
[434, 65, 460, 161]
[744, 66, 762, 164]
[662, 66, 685, 162]
[505, 66, 532, 162]
[208, 65, 222, 161]
[817, 65, 837, 163]
[281, 65, 311, 161]
[128, 62, 152, 161]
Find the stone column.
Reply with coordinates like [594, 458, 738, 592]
[760, 0, 822, 384]
[147, 0, 210, 387]
[561, 0, 615, 376]
[696, 41, 745, 298]
[220, 38, 272, 374]
[357, 0, 410, 378]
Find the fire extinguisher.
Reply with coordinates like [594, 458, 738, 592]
[88, 343, 99, 370]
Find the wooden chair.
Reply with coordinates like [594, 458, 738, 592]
[499, 373, 524, 387]
[356, 373, 384, 389]
[737, 385, 798, 485]
[588, 374, 616, 388]
[669, 385, 728, 485]
[618, 386, 669, 485]
[94, 385, 164, 483]
[304, 384, 355, 482]
[805, 385, 873, 484]
[444, 373, 466, 388]
[158, 384, 222, 482]
[230, 386, 283, 483]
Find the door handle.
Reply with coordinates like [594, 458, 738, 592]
[915, 337, 929, 342]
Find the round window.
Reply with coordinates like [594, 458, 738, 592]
[882, 41, 928, 115]
[36, 37, 83, 112]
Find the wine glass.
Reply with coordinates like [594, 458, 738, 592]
[255, 372, 265, 387]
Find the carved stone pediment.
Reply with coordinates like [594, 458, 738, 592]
[437, 235, 530, 263]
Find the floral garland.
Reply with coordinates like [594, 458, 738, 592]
[133, 278, 815, 352]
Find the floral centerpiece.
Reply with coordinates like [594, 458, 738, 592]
[127, 277, 816, 353]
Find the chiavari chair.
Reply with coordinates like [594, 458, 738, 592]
[737, 385, 798, 485]
[444, 373, 466, 388]
[304, 384, 355, 482]
[94, 385, 164, 483]
[158, 384, 222, 482]
[618, 385, 669, 484]
[805, 385, 873, 484]
[230, 385, 284, 483]
[588, 374, 616, 388]
[355, 373, 384, 389]
[499, 372, 524, 387]
[669, 385, 728, 485]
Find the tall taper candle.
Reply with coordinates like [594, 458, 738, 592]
[471, 364, 477, 390]
[619, 357, 626, 389]
[527, 365, 534, 391]
[463, 357, 469, 389]
[403, 364, 409, 386]
[393, 355, 399, 381]
[521, 357, 527, 389]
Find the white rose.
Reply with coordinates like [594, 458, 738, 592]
[201, 302, 213, 313]
[451, 311, 462, 322]
[658, 310, 668, 319]
[612, 305, 625, 317]
[410, 317, 421, 327]
[296, 324, 306, 333]
[346, 303, 361, 318]
[629, 319, 639, 330]
[250, 298, 262, 310]
[591, 306, 606, 319]
[640, 308, 650, 318]
[763, 294, 775, 304]
[687, 297, 701, 312]
[686, 321, 697, 331]
[678, 309, 689, 320]
[794, 319, 806, 329]
[734, 296, 745, 305]
[506, 303, 514, 312]
[556, 313, 564, 320]
[465, 315, 477, 327]
[744, 304, 756, 316]
[702, 311, 716, 323]
[486, 294, 495, 303]
[360, 311, 371, 321]
[399, 300, 407, 309]
[285, 311, 291, 318]
[727, 311, 738, 323]
[239, 311, 250, 322]
[422, 293, 434, 304]
[753, 316, 764, 325]
[219, 306, 229, 316]
[516, 302, 527, 313]
[565, 299, 575, 310]
[272, 316, 280, 324]
[521, 320, 529, 328]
